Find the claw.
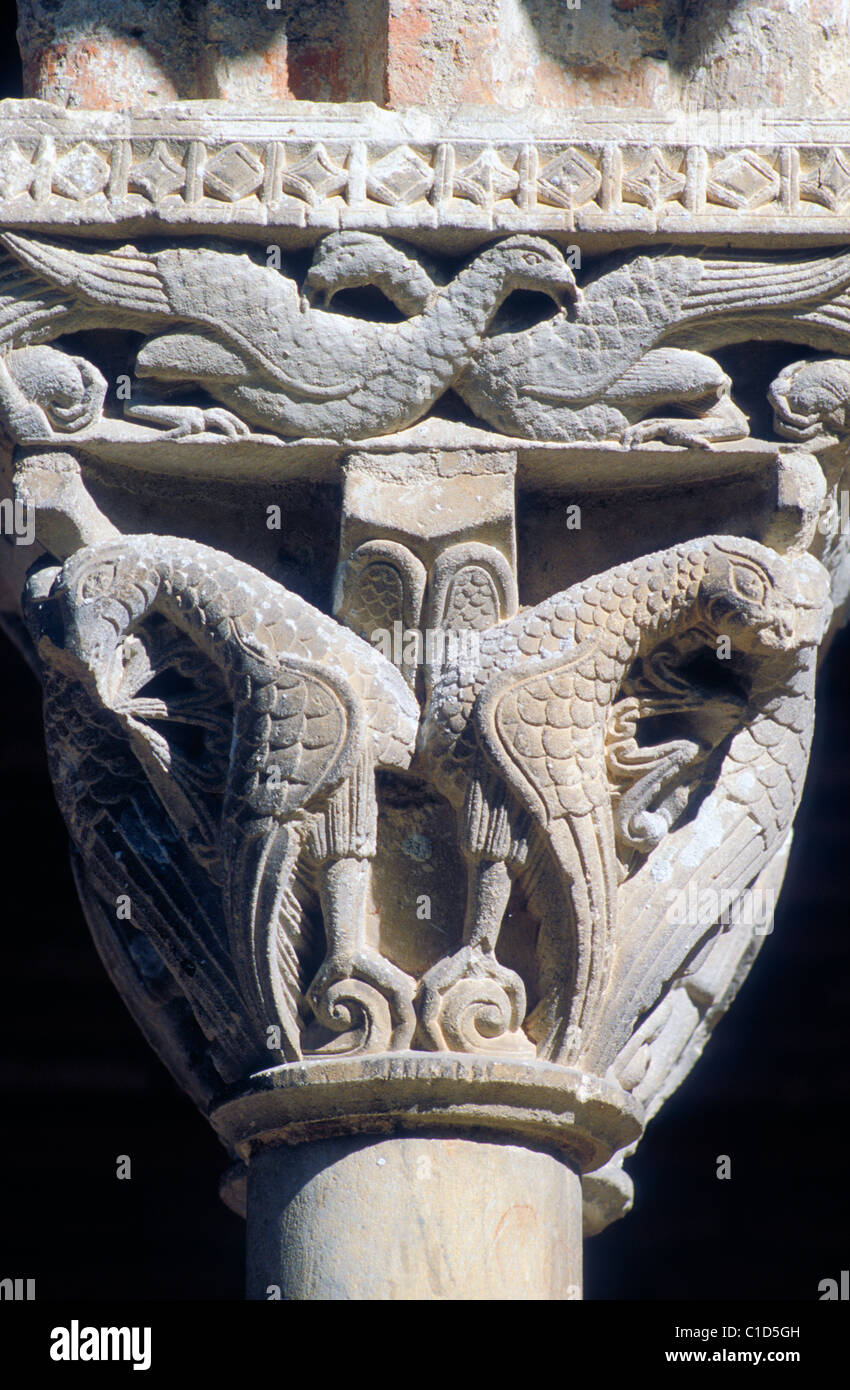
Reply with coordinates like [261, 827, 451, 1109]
[124, 401, 251, 438]
[307, 948, 416, 1054]
[203, 407, 252, 438]
[417, 944, 532, 1055]
[624, 419, 722, 449]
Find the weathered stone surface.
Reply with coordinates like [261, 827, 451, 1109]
[246, 1132, 582, 1301]
[8, 102, 850, 242]
[3, 22, 849, 1289]
[7, 227, 850, 455]
[17, 1, 850, 114]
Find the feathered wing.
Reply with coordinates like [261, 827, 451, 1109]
[33, 541, 371, 1074]
[673, 249, 850, 319]
[613, 831, 790, 1107]
[36, 660, 259, 1086]
[1, 232, 172, 313]
[473, 640, 618, 1060]
[428, 543, 518, 633]
[476, 247, 850, 407]
[0, 246, 98, 347]
[584, 648, 817, 1075]
[221, 648, 368, 1059]
[0, 232, 364, 399]
[333, 540, 427, 688]
[662, 248, 850, 354]
[72, 851, 225, 1113]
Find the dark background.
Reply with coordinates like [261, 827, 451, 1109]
[0, 9, 847, 1301]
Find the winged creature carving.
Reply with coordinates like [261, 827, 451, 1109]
[0, 231, 575, 442]
[416, 536, 829, 1065]
[26, 534, 422, 1072]
[307, 231, 850, 444]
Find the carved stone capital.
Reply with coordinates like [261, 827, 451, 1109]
[2, 93, 848, 1299]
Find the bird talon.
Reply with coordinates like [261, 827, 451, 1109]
[203, 408, 251, 438]
[417, 945, 529, 1055]
[307, 949, 416, 1053]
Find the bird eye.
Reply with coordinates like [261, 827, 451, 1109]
[521, 251, 542, 265]
[78, 560, 117, 604]
[729, 562, 767, 606]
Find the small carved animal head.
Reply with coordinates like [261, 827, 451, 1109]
[43, 545, 157, 700]
[490, 236, 578, 301]
[305, 232, 437, 316]
[698, 540, 829, 654]
[769, 358, 850, 442]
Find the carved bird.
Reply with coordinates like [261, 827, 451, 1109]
[0, 231, 576, 441]
[416, 536, 829, 1064]
[307, 232, 850, 445]
[29, 534, 421, 1067]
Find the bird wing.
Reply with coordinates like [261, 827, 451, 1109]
[0, 244, 101, 347]
[673, 248, 850, 323]
[34, 539, 367, 1069]
[0, 232, 365, 399]
[35, 659, 259, 1087]
[509, 248, 850, 402]
[473, 640, 618, 1059]
[585, 652, 816, 1074]
[71, 849, 225, 1113]
[1, 231, 173, 313]
[221, 646, 367, 1053]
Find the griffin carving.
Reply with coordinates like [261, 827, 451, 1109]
[24, 516, 829, 1082]
[417, 537, 829, 1065]
[0, 231, 575, 442]
[308, 232, 850, 444]
[26, 535, 421, 1071]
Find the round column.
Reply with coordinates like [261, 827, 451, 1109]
[247, 1132, 582, 1301]
[213, 1053, 642, 1302]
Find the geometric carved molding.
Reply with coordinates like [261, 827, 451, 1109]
[4, 96, 850, 1274]
[6, 103, 850, 242]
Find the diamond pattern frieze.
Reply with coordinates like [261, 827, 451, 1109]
[129, 141, 187, 201]
[279, 144, 348, 205]
[536, 146, 602, 210]
[622, 146, 686, 212]
[800, 148, 850, 212]
[203, 143, 264, 202]
[0, 142, 35, 200]
[51, 142, 110, 201]
[453, 148, 520, 207]
[366, 146, 434, 206]
[706, 149, 780, 210]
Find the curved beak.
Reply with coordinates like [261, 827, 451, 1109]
[552, 270, 579, 307]
[301, 277, 332, 312]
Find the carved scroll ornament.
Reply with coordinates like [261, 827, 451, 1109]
[24, 524, 829, 1098]
[3, 209, 844, 1220]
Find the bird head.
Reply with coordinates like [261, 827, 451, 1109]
[33, 544, 157, 704]
[697, 539, 829, 655]
[769, 358, 850, 442]
[304, 231, 437, 316]
[491, 236, 579, 304]
[306, 232, 392, 305]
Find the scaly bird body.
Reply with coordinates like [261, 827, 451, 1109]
[0, 233, 576, 440]
[307, 234, 850, 444]
[33, 535, 421, 1063]
[417, 536, 828, 1063]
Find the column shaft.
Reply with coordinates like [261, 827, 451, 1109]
[246, 1133, 582, 1301]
